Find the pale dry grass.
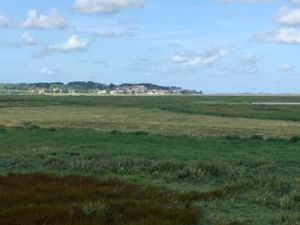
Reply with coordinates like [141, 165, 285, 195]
[1, 105, 300, 137]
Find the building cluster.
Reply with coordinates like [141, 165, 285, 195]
[105, 85, 183, 95]
[36, 84, 197, 95]
[0, 82, 202, 95]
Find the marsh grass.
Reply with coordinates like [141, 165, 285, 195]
[0, 173, 199, 225]
[2, 102, 300, 138]
[0, 95, 300, 225]
[3, 95, 300, 122]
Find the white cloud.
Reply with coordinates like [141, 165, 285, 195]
[32, 35, 90, 59]
[21, 9, 67, 29]
[21, 32, 38, 45]
[275, 6, 300, 26]
[242, 53, 256, 62]
[73, 0, 144, 14]
[40, 67, 56, 75]
[171, 55, 187, 63]
[279, 63, 294, 72]
[258, 28, 300, 44]
[0, 14, 9, 27]
[34, 35, 90, 57]
[240, 53, 261, 74]
[47, 35, 89, 52]
[98, 30, 138, 38]
[170, 48, 230, 70]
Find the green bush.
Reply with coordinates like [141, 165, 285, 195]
[289, 136, 300, 143]
[266, 137, 287, 143]
[134, 131, 149, 136]
[249, 135, 263, 141]
[224, 135, 241, 140]
[21, 123, 41, 131]
[47, 127, 56, 132]
[110, 130, 122, 135]
[0, 125, 5, 132]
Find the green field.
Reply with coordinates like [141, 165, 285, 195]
[0, 95, 299, 225]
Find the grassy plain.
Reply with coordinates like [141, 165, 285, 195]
[0, 95, 299, 225]
[2, 95, 300, 138]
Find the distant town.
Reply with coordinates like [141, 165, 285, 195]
[0, 82, 203, 95]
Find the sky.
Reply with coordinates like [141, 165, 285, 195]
[1, 0, 300, 93]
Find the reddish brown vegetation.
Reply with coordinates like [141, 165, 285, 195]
[0, 173, 199, 225]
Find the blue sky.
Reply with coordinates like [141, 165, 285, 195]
[1, 0, 300, 93]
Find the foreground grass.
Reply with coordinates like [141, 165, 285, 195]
[0, 173, 199, 225]
[0, 127, 299, 225]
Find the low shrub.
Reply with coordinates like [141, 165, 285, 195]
[47, 127, 56, 132]
[289, 136, 300, 143]
[224, 135, 241, 140]
[266, 137, 287, 143]
[205, 160, 228, 177]
[249, 135, 264, 141]
[134, 131, 149, 136]
[110, 130, 122, 135]
[21, 122, 41, 131]
[0, 124, 5, 132]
